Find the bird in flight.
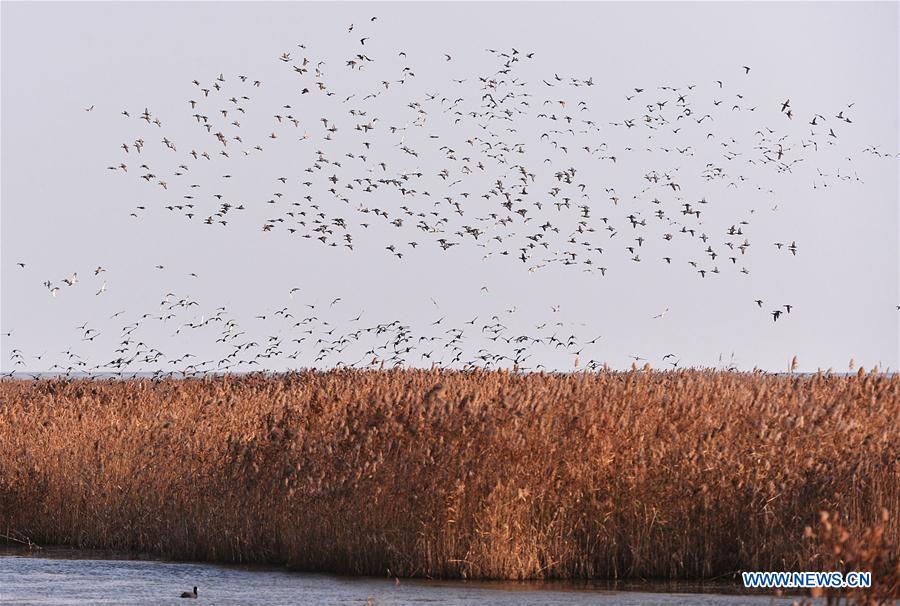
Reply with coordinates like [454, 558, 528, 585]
[5, 23, 883, 377]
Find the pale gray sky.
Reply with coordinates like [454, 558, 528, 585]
[2, 1, 898, 374]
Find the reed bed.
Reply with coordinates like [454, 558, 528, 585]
[0, 369, 897, 584]
[804, 509, 899, 605]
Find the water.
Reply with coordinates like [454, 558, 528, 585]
[0, 551, 798, 606]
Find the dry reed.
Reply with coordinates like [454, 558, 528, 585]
[795, 510, 899, 605]
[0, 369, 897, 583]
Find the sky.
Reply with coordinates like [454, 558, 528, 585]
[2, 1, 898, 374]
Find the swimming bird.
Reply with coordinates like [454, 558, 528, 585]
[180, 586, 197, 599]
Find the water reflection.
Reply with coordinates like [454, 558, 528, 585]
[0, 551, 799, 605]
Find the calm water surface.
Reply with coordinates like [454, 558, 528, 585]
[0, 551, 799, 606]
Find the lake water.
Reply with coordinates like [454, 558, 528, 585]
[0, 551, 800, 605]
[0, 368, 863, 605]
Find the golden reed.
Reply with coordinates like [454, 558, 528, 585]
[0, 369, 897, 586]
[803, 510, 899, 605]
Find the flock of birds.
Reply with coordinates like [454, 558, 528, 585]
[7, 285, 672, 376]
[5, 16, 898, 377]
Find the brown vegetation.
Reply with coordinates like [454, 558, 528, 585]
[0, 369, 897, 584]
[804, 509, 899, 605]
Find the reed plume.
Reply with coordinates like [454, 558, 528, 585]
[0, 369, 897, 582]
